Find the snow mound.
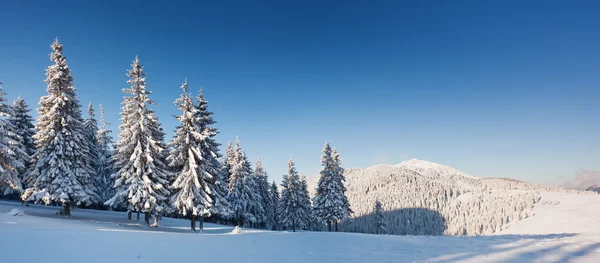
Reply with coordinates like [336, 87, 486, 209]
[7, 209, 25, 216]
[231, 226, 242, 234]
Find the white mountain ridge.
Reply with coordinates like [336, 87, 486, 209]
[310, 158, 549, 235]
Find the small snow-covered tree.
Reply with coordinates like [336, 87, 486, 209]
[106, 56, 170, 225]
[255, 157, 274, 229]
[0, 84, 24, 194]
[241, 152, 263, 227]
[298, 174, 313, 230]
[270, 180, 280, 230]
[96, 104, 114, 205]
[8, 96, 35, 191]
[226, 137, 252, 227]
[23, 39, 94, 215]
[168, 80, 214, 231]
[278, 159, 305, 232]
[374, 200, 386, 235]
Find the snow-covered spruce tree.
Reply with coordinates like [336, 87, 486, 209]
[278, 159, 306, 232]
[0, 84, 25, 194]
[270, 180, 280, 230]
[224, 142, 234, 182]
[331, 147, 351, 231]
[211, 158, 232, 223]
[255, 157, 274, 229]
[242, 152, 263, 227]
[82, 102, 102, 206]
[226, 137, 252, 227]
[105, 56, 170, 226]
[195, 88, 230, 227]
[96, 104, 115, 206]
[374, 200, 386, 235]
[8, 96, 35, 192]
[299, 174, 313, 230]
[23, 39, 95, 216]
[167, 80, 214, 231]
[313, 142, 337, 231]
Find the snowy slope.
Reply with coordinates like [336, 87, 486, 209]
[2, 195, 600, 263]
[497, 191, 600, 235]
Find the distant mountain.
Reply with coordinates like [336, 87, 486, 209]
[309, 159, 544, 236]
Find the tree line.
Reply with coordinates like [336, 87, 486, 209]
[0, 39, 352, 232]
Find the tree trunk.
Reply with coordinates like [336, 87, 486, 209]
[127, 210, 132, 220]
[190, 212, 196, 231]
[61, 202, 71, 216]
[200, 217, 204, 231]
[327, 221, 332, 232]
[292, 221, 296, 232]
[144, 212, 150, 226]
[335, 221, 338, 232]
[153, 212, 159, 226]
[137, 211, 140, 221]
[237, 217, 242, 227]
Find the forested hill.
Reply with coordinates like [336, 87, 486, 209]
[309, 159, 554, 236]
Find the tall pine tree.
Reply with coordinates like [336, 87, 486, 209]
[298, 173, 313, 230]
[195, 88, 229, 226]
[0, 84, 24, 194]
[243, 153, 263, 227]
[313, 142, 336, 231]
[270, 181, 280, 230]
[226, 137, 252, 227]
[255, 157, 274, 229]
[24, 39, 94, 215]
[167, 80, 213, 231]
[331, 147, 351, 231]
[96, 104, 114, 206]
[278, 159, 305, 232]
[106, 56, 170, 226]
[83, 102, 101, 206]
[9, 96, 35, 191]
[313, 142, 350, 231]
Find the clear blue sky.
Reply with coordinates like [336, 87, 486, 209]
[1, 0, 599, 185]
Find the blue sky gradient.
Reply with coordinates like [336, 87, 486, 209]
[1, 0, 599, 185]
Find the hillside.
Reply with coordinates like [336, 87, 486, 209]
[310, 159, 560, 236]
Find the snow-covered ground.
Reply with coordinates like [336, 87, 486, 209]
[1, 191, 600, 263]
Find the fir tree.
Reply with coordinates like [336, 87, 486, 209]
[313, 142, 337, 231]
[82, 102, 101, 205]
[241, 152, 263, 227]
[270, 180, 280, 230]
[226, 137, 252, 227]
[298, 174, 313, 230]
[278, 159, 304, 232]
[106, 56, 170, 226]
[313, 143, 351, 231]
[8, 96, 35, 191]
[223, 142, 234, 185]
[331, 147, 351, 231]
[374, 200, 387, 235]
[23, 39, 94, 215]
[195, 88, 229, 227]
[96, 104, 114, 205]
[0, 84, 24, 194]
[168, 80, 214, 231]
[255, 157, 274, 229]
